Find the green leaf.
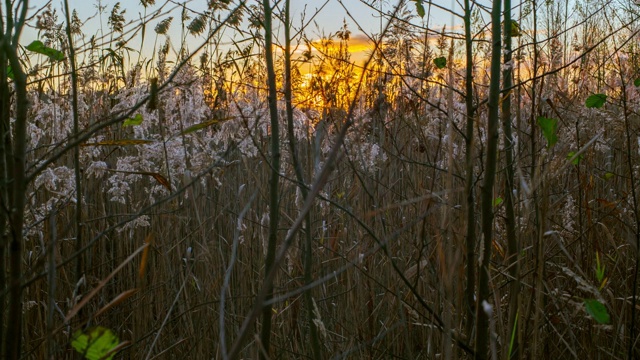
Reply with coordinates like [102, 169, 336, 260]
[413, 0, 425, 18]
[26, 40, 65, 61]
[434, 57, 447, 69]
[585, 93, 607, 108]
[537, 116, 558, 148]
[604, 172, 615, 180]
[634, 78, 640, 87]
[567, 151, 583, 165]
[509, 21, 522, 37]
[493, 197, 503, 207]
[123, 113, 143, 127]
[71, 326, 119, 360]
[584, 299, 610, 324]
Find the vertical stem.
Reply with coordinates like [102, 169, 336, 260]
[442, 37, 455, 360]
[283, 1, 322, 358]
[3, 34, 28, 360]
[529, 1, 545, 357]
[476, 0, 502, 358]
[501, 1, 520, 359]
[3, 3, 29, 357]
[0, 9, 8, 355]
[0, 39, 8, 360]
[46, 214, 57, 359]
[463, 0, 477, 342]
[260, 0, 280, 358]
[619, 64, 640, 360]
[64, 0, 84, 288]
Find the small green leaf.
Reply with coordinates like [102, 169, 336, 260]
[604, 172, 615, 180]
[510, 21, 522, 37]
[26, 40, 65, 61]
[71, 326, 120, 360]
[584, 299, 610, 324]
[493, 197, 503, 207]
[434, 57, 447, 69]
[123, 113, 143, 127]
[585, 93, 607, 108]
[634, 78, 640, 87]
[537, 116, 558, 148]
[413, 0, 425, 18]
[595, 252, 605, 284]
[567, 151, 583, 165]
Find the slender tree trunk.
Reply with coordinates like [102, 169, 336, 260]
[501, 1, 520, 358]
[260, 0, 281, 358]
[0, 8, 10, 354]
[618, 61, 640, 360]
[475, 0, 502, 358]
[283, 1, 322, 358]
[0, 41, 8, 360]
[3, 33, 29, 360]
[463, 0, 477, 343]
[3, 4, 29, 358]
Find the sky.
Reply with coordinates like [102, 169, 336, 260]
[25, 0, 414, 34]
[22, 0, 460, 66]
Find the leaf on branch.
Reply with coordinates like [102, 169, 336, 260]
[71, 326, 120, 360]
[413, 0, 426, 18]
[26, 40, 65, 61]
[567, 151, 583, 165]
[537, 116, 558, 148]
[510, 21, 523, 37]
[434, 57, 447, 69]
[585, 93, 607, 108]
[503, 21, 523, 37]
[584, 299, 610, 324]
[122, 113, 143, 127]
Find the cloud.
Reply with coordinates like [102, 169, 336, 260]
[295, 32, 372, 62]
[347, 33, 372, 53]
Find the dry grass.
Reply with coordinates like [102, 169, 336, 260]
[5, 1, 640, 359]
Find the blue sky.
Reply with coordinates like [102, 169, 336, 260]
[25, 1, 388, 38]
[22, 0, 461, 66]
